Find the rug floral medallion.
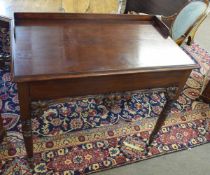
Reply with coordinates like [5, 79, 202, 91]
[0, 27, 210, 175]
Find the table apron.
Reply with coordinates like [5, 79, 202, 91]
[27, 70, 191, 100]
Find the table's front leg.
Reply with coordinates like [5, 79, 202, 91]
[17, 83, 34, 168]
[147, 87, 179, 147]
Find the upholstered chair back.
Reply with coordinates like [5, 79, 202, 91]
[171, 1, 208, 43]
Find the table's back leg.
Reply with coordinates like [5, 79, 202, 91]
[17, 83, 34, 168]
[0, 113, 6, 143]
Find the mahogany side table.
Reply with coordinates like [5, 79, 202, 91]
[12, 13, 198, 167]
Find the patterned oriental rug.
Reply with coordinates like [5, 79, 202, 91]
[0, 26, 210, 175]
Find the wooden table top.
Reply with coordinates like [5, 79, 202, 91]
[12, 13, 197, 82]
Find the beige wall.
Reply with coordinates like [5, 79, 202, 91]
[0, 0, 119, 18]
[63, 0, 118, 13]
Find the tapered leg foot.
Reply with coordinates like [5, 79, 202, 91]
[147, 104, 169, 147]
[147, 87, 179, 147]
[0, 114, 6, 143]
[27, 157, 34, 169]
[0, 128, 6, 143]
[22, 119, 34, 168]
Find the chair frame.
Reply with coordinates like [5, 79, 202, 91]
[120, 0, 209, 45]
[161, 0, 209, 45]
[118, 0, 127, 14]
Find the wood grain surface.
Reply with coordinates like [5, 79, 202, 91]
[13, 13, 197, 82]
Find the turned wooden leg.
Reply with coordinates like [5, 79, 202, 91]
[147, 99, 173, 146]
[0, 113, 6, 143]
[17, 83, 34, 168]
[146, 71, 192, 146]
[147, 87, 179, 147]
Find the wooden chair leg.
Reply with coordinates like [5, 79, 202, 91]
[186, 36, 192, 46]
